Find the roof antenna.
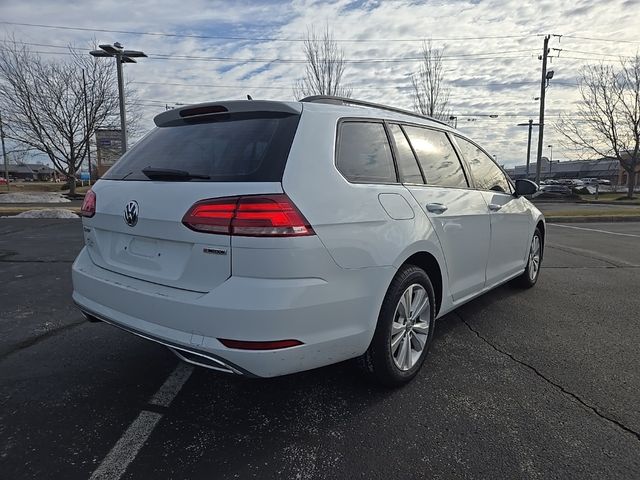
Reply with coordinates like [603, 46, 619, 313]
[247, 94, 253, 100]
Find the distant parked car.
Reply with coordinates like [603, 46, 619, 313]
[581, 178, 599, 185]
[597, 179, 611, 185]
[0, 177, 7, 185]
[540, 184, 572, 197]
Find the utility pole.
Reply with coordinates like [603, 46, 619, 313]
[82, 69, 93, 184]
[0, 110, 9, 191]
[535, 35, 550, 186]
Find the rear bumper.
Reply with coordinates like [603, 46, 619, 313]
[72, 248, 393, 377]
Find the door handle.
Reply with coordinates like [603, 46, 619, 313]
[488, 203, 502, 211]
[426, 203, 448, 214]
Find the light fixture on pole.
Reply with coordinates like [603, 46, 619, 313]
[89, 42, 146, 153]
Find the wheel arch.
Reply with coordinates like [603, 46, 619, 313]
[536, 218, 546, 259]
[399, 251, 444, 317]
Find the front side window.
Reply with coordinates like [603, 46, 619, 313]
[403, 126, 468, 188]
[336, 122, 396, 183]
[455, 137, 512, 193]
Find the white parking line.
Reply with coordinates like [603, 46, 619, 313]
[89, 363, 194, 480]
[550, 224, 640, 238]
[149, 362, 193, 408]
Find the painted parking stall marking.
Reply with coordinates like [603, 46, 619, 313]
[550, 223, 640, 238]
[89, 363, 194, 480]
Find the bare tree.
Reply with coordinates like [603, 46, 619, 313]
[556, 56, 640, 198]
[410, 41, 450, 121]
[0, 39, 138, 194]
[293, 26, 351, 99]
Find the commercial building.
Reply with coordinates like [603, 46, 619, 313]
[505, 157, 621, 185]
[2, 163, 58, 181]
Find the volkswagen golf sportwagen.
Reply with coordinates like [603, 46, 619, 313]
[73, 96, 543, 386]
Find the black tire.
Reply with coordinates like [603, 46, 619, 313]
[361, 265, 436, 387]
[513, 227, 543, 289]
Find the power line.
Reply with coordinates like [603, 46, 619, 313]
[3, 42, 538, 64]
[0, 21, 531, 43]
[557, 48, 636, 58]
[560, 34, 640, 45]
[131, 80, 562, 90]
[13, 48, 537, 64]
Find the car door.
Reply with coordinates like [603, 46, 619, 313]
[391, 124, 491, 302]
[453, 136, 532, 287]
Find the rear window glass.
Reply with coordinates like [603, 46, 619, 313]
[103, 112, 300, 182]
[336, 122, 396, 183]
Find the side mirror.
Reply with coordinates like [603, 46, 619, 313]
[514, 179, 538, 197]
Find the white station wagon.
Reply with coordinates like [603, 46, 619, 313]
[73, 96, 544, 386]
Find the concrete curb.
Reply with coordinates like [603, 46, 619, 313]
[546, 215, 640, 223]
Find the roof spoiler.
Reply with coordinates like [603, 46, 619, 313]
[154, 100, 302, 127]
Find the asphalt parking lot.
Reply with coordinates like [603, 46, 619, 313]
[1, 219, 639, 479]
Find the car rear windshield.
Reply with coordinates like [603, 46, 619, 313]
[103, 112, 300, 182]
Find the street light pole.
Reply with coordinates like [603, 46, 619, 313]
[82, 69, 93, 184]
[526, 120, 533, 178]
[517, 119, 540, 179]
[548, 144, 553, 172]
[0, 110, 9, 191]
[115, 54, 127, 152]
[90, 43, 146, 155]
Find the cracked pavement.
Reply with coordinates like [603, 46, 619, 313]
[1, 219, 639, 479]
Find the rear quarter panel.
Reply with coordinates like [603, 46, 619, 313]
[282, 107, 452, 316]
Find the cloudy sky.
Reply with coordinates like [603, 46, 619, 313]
[2, 0, 639, 166]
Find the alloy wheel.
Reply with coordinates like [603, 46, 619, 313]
[390, 283, 430, 371]
[529, 234, 541, 281]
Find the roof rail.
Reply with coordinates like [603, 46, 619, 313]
[299, 95, 450, 127]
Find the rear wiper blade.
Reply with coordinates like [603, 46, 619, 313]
[141, 167, 210, 180]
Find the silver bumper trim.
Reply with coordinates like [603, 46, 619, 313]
[75, 304, 251, 376]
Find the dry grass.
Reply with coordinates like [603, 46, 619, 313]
[548, 208, 640, 217]
[1, 182, 91, 194]
[580, 193, 640, 204]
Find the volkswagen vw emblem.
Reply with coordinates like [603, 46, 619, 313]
[124, 201, 139, 227]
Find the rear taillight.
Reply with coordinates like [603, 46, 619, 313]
[80, 189, 96, 218]
[182, 194, 314, 237]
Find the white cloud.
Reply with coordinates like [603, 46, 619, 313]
[1, 0, 639, 165]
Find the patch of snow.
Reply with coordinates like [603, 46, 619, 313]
[0, 192, 71, 203]
[7, 209, 79, 219]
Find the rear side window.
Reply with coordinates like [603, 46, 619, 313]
[103, 112, 300, 182]
[403, 126, 468, 188]
[455, 136, 512, 193]
[336, 122, 397, 183]
[389, 124, 424, 184]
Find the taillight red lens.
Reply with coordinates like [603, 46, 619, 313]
[80, 189, 96, 218]
[182, 194, 314, 237]
[183, 198, 237, 234]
